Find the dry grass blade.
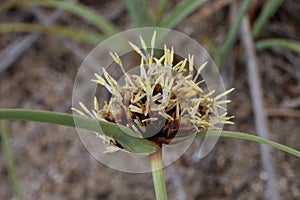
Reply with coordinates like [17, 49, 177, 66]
[0, 8, 62, 73]
[240, 16, 280, 200]
[0, 23, 102, 44]
[0, 0, 118, 36]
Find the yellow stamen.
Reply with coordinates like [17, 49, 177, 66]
[92, 73, 106, 85]
[79, 101, 93, 117]
[151, 31, 156, 49]
[188, 54, 194, 73]
[129, 42, 143, 56]
[214, 88, 235, 101]
[129, 105, 143, 114]
[71, 107, 85, 116]
[94, 96, 99, 110]
[139, 35, 147, 51]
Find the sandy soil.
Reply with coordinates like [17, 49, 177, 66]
[0, 1, 300, 199]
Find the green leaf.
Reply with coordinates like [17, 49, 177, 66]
[200, 130, 300, 158]
[252, 0, 283, 39]
[255, 38, 300, 54]
[0, 109, 159, 154]
[160, 0, 207, 28]
[215, 0, 252, 67]
[156, 0, 169, 22]
[124, 0, 155, 27]
[124, 0, 143, 27]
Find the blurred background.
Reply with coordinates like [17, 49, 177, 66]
[0, 0, 300, 199]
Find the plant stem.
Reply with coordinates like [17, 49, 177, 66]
[0, 121, 22, 200]
[150, 149, 168, 200]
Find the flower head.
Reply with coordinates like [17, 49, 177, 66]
[72, 31, 234, 152]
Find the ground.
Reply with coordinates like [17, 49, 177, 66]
[0, 0, 300, 199]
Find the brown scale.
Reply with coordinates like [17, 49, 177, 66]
[198, 104, 208, 116]
[148, 91, 181, 144]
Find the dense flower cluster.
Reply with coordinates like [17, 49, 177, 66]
[73, 32, 233, 152]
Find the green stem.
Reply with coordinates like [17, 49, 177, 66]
[0, 121, 22, 200]
[150, 149, 168, 200]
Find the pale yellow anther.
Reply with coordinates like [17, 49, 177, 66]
[159, 111, 174, 120]
[133, 92, 146, 104]
[129, 42, 143, 55]
[94, 96, 99, 110]
[216, 100, 231, 105]
[197, 61, 207, 75]
[151, 31, 156, 49]
[188, 54, 194, 72]
[139, 35, 147, 51]
[176, 102, 180, 119]
[216, 104, 227, 111]
[114, 53, 123, 67]
[92, 73, 106, 85]
[173, 60, 183, 71]
[92, 110, 100, 119]
[109, 52, 117, 62]
[188, 80, 203, 93]
[71, 107, 85, 116]
[170, 47, 174, 64]
[129, 105, 143, 114]
[204, 90, 216, 98]
[214, 88, 234, 101]
[223, 121, 235, 125]
[164, 45, 168, 66]
[102, 67, 118, 86]
[145, 101, 150, 116]
[154, 55, 165, 65]
[178, 58, 187, 72]
[104, 146, 120, 153]
[79, 101, 92, 115]
[142, 117, 158, 124]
